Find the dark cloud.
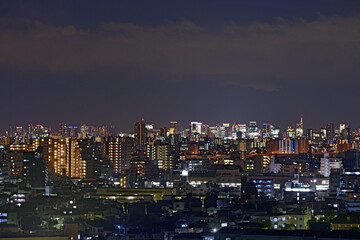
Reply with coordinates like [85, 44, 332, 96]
[0, 10, 360, 131]
[1, 16, 359, 87]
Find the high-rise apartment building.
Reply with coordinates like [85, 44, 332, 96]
[105, 136, 134, 173]
[146, 141, 173, 171]
[36, 137, 86, 178]
[78, 138, 103, 179]
[320, 153, 342, 177]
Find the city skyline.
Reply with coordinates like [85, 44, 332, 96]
[0, 115, 348, 133]
[2, 1, 360, 238]
[0, 116, 355, 140]
[0, 116, 354, 135]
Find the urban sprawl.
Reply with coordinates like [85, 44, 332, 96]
[0, 117, 360, 239]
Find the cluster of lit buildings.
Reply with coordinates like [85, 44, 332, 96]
[0, 117, 359, 184]
[1, 117, 360, 239]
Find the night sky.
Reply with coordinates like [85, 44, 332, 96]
[1, 1, 360, 132]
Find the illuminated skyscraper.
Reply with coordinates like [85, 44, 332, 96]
[248, 121, 259, 139]
[262, 123, 275, 138]
[237, 124, 247, 139]
[340, 124, 351, 140]
[220, 123, 231, 138]
[320, 127, 326, 139]
[169, 121, 179, 135]
[326, 122, 335, 140]
[286, 126, 296, 138]
[339, 124, 346, 133]
[190, 122, 203, 135]
[296, 115, 304, 137]
[270, 127, 280, 139]
[134, 118, 147, 147]
[232, 122, 246, 138]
